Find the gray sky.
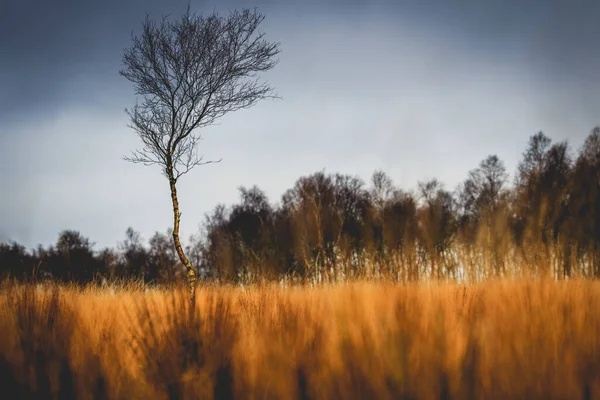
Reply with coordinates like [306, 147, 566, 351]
[1, 0, 599, 250]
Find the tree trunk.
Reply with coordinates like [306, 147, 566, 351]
[168, 175, 197, 312]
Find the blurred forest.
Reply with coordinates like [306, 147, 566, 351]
[2, 128, 600, 285]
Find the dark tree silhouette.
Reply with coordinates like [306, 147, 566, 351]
[227, 186, 275, 280]
[568, 127, 600, 276]
[381, 190, 418, 281]
[459, 155, 508, 221]
[517, 131, 552, 187]
[148, 230, 180, 283]
[0, 242, 36, 281]
[120, 5, 281, 306]
[457, 155, 510, 277]
[331, 174, 371, 278]
[117, 227, 150, 281]
[370, 170, 394, 211]
[417, 180, 457, 279]
[513, 132, 574, 277]
[97, 247, 119, 282]
[283, 172, 341, 282]
[47, 230, 100, 284]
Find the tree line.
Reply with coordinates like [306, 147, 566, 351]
[2, 128, 600, 285]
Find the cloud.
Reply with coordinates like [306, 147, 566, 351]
[1, 0, 598, 249]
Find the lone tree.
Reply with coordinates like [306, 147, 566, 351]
[120, 6, 280, 306]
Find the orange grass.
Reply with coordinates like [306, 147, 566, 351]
[0, 279, 599, 399]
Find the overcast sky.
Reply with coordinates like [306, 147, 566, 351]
[1, 0, 599, 250]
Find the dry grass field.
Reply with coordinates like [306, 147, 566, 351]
[0, 279, 599, 399]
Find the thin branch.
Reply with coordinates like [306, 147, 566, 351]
[121, 6, 280, 182]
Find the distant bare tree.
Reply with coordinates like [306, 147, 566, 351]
[459, 155, 508, 219]
[370, 170, 394, 211]
[120, 5, 280, 307]
[417, 180, 457, 279]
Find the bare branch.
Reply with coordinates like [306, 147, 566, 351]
[121, 5, 280, 179]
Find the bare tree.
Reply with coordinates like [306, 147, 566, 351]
[370, 170, 394, 211]
[120, 5, 280, 306]
[459, 155, 508, 221]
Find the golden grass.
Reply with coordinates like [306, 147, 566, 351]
[0, 279, 599, 399]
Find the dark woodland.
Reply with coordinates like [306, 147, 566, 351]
[2, 128, 600, 285]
